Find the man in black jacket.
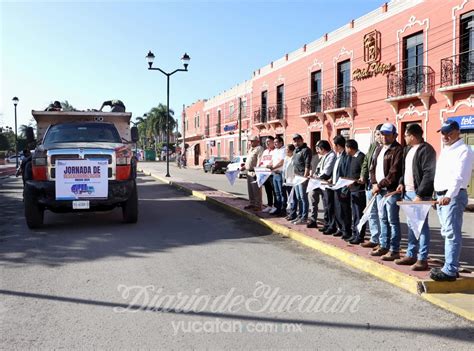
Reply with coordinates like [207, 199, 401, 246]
[331, 135, 352, 239]
[291, 134, 312, 224]
[395, 123, 436, 271]
[345, 139, 366, 244]
[369, 123, 404, 260]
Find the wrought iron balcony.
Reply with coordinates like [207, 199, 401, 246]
[440, 50, 474, 88]
[301, 93, 323, 115]
[267, 104, 286, 123]
[387, 65, 435, 98]
[323, 86, 357, 111]
[253, 107, 267, 125]
[204, 126, 210, 137]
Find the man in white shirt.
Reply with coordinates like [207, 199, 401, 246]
[431, 120, 474, 281]
[267, 136, 287, 215]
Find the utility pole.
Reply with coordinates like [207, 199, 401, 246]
[238, 97, 242, 155]
[182, 104, 186, 157]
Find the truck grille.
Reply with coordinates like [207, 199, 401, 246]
[48, 149, 115, 180]
[50, 154, 112, 165]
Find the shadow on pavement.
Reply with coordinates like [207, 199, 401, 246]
[0, 176, 272, 268]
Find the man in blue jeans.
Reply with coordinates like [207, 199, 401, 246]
[432, 120, 473, 281]
[369, 123, 403, 261]
[268, 136, 287, 216]
[395, 123, 436, 271]
[359, 124, 382, 249]
[291, 134, 312, 225]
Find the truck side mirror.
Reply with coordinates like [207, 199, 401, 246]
[26, 127, 35, 144]
[131, 126, 139, 143]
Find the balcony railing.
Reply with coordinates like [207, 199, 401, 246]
[253, 107, 267, 124]
[268, 104, 287, 122]
[440, 50, 474, 88]
[301, 93, 323, 115]
[323, 86, 357, 111]
[387, 65, 435, 98]
[216, 123, 221, 135]
[204, 126, 210, 137]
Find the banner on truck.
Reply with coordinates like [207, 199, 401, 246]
[55, 159, 109, 200]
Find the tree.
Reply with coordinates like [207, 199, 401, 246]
[19, 124, 29, 138]
[61, 100, 75, 111]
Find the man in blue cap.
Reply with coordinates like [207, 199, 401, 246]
[369, 122, 403, 261]
[431, 120, 474, 281]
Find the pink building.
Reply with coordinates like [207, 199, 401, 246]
[184, 0, 474, 195]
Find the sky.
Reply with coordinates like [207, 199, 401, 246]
[1, 0, 384, 131]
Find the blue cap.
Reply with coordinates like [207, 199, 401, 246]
[437, 120, 460, 134]
[380, 123, 397, 135]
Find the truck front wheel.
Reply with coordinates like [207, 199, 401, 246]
[24, 187, 44, 229]
[122, 183, 138, 223]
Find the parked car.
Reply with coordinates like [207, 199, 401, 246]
[7, 155, 23, 164]
[227, 156, 247, 178]
[203, 157, 231, 174]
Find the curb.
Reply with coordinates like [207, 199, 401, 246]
[140, 169, 474, 321]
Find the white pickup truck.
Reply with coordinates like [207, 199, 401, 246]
[23, 110, 139, 229]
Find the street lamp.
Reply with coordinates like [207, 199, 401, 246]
[12, 97, 19, 168]
[146, 50, 190, 177]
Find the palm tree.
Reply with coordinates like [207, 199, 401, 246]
[147, 104, 175, 144]
[19, 124, 29, 138]
[61, 100, 75, 111]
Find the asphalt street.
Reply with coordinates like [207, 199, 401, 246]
[0, 175, 473, 349]
[141, 161, 474, 270]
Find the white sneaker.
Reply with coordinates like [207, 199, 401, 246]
[269, 207, 278, 214]
[262, 207, 272, 213]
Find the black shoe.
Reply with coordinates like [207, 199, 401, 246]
[342, 235, 352, 241]
[349, 237, 364, 245]
[323, 228, 337, 235]
[430, 268, 460, 278]
[306, 221, 317, 228]
[430, 269, 456, 282]
[333, 231, 343, 237]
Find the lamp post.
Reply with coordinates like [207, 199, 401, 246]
[12, 97, 19, 168]
[146, 50, 190, 177]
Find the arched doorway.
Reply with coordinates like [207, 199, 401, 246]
[194, 144, 201, 166]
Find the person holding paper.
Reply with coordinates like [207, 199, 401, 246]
[395, 123, 436, 271]
[360, 124, 383, 249]
[241, 136, 264, 211]
[268, 136, 287, 216]
[291, 134, 312, 225]
[259, 136, 276, 213]
[369, 123, 403, 260]
[331, 135, 352, 240]
[283, 144, 297, 221]
[431, 120, 474, 281]
[345, 139, 367, 244]
[315, 140, 336, 234]
[306, 144, 321, 228]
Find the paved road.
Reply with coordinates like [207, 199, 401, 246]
[0, 175, 473, 349]
[140, 161, 474, 270]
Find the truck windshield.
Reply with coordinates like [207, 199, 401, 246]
[43, 123, 122, 145]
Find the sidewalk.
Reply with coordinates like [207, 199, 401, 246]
[139, 161, 474, 321]
[0, 165, 16, 178]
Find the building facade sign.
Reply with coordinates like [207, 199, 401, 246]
[353, 30, 395, 81]
[224, 122, 238, 132]
[447, 115, 474, 130]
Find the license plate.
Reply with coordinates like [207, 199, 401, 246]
[73, 200, 90, 209]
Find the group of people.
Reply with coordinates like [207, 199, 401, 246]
[241, 121, 473, 282]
